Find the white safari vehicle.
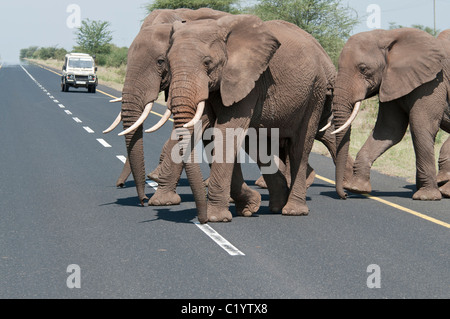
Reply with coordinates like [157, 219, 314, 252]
[61, 53, 98, 93]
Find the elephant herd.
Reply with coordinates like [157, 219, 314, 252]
[103, 8, 450, 224]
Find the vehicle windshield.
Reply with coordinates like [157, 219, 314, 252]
[68, 58, 94, 68]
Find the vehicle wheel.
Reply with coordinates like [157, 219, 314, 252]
[65, 85, 69, 92]
[90, 86, 96, 93]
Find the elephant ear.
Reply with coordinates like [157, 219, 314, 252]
[218, 15, 281, 107]
[379, 28, 445, 103]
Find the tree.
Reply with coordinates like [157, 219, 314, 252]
[389, 22, 440, 37]
[146, 0, 242, 14]
[74, 19, 113, 56]
[248, 0, 359, 65]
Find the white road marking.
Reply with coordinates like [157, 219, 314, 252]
[146, 180, 158, 190]
[116, 155, 127, 163]
[194, 222, 245, 256]
[49, 95, 54, 99]
[64, 110, 72, 115]
[72, 117, 82, 123]
[83, 126, 94, 133]
[97, 138, 111, 148]
[53, 99, 59, 103]
[58, 104, 65, 108]
[20, 65, 37, 82]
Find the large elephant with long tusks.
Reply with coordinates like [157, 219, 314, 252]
[103, 8, 232, 211]
[143, 15, 338, 222]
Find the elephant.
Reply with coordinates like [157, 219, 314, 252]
[331, 28, 450, 201]
[103, 8, 232, 207]
[143, 15, 337, 222]
[437, 29, 450, 197]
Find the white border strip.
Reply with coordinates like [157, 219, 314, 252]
[194, 222, 245, 256]
[97, 138, 111, 148]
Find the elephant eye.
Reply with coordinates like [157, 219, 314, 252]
[358, 63, 369, 74]
[157, 58, 165, 66]
[203, 57, 212, 68]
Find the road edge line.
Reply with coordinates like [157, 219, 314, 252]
[315, 174, 450, 229]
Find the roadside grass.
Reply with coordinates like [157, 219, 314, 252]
[312, 96, 449, 182]
[28, 58, 448, 182]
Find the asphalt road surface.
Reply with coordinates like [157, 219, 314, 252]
[1, 62, 449, 301]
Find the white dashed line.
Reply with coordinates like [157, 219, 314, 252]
[194, 222, 245, 256]
[146, 180, 158, 190]
[116, 155, 127, 163]
[97, 138, 111, 148]
[83, 126, 94, 133]
[22, 64, 245, 258]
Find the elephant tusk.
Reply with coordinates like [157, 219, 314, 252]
[183, 101, 205, 128]
[118, 102, 154, 136]
[103, 112, 122, 134]
[319, 121, 332, 132]
[109, 97, 123, 103]
[145, 109, 172, 133]
[331, 101, 361, 135]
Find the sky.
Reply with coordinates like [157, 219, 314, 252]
[0, 0, 449, 64]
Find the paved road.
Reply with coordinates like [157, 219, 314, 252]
[0, 63, 449, 301]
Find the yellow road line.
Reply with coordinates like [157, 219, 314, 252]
[32, 60, 173, 121]
[315, 174, 450, 229]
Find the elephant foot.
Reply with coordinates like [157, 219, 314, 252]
[207, 204, 232, 222]
[254, 176, 267, 188]
[345, 176, 372, 194]
[437, 170, 450, 186]
[233, 188, 261, 217]
[439, 181, 450, 198]
[148, 189, 181, 206]
[412, 187, 442, 201]
[281, 201, 309, 216]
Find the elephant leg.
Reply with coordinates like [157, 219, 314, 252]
[409, 103, 444, 201]
[207, 118, 251, 222]
[348, 102, 409, 194]
[437, 136, 450, 185]
[148, 137, 182, 206]
[116, 157, 132, 187]
[147, 138, 171, 183]
[437, 105, 450, 188]
[282, 106, 323, 216]
[230, 161, 261, 217]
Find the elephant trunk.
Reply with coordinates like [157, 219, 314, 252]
[332, 90, 355, 199]
[121, 99, 148, 205]
[169, 70, 209, 221]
